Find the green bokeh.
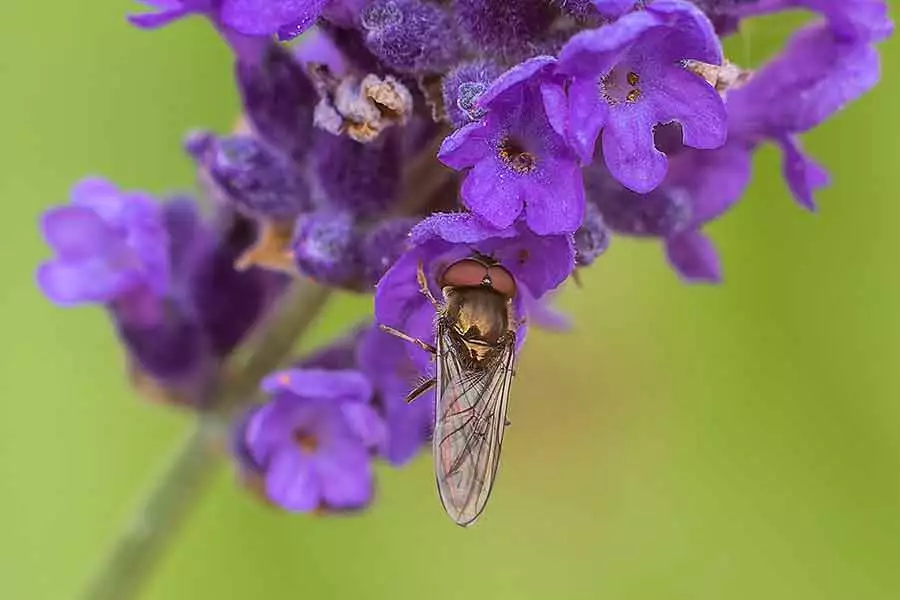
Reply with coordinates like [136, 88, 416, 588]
[2, 3, 899, 599]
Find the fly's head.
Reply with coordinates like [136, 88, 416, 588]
[438, 255, 517, 348]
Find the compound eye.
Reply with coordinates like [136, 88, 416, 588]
[487, 264, 517, 298]
[440, 259, 488, 288]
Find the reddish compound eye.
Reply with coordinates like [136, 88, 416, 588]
[440, 259, 488, 288]
[487, 264, 517, 298]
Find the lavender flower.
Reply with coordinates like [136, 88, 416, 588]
[37, 177, 169, 319]
[557, 0, 727, 193]
[241, 368, 380, 512]
[439, 57, 585, 235]
[375, 212, 575, 372]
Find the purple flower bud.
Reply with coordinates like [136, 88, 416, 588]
[312, 131, 401, 217]
[189, 132, 311, 220]
[236, 43, 317, 163]
[162, 200, 285, 360]
[361, 0, 461, 74]
[574, 201, 610, 267]
[292, 211, 363, 287]
[360, 217, 416, 287]
[441, 60, 502, 128]
[116, 300, 209, 385]
[189, 225, 277, 358]
[451, 0, 560, 58]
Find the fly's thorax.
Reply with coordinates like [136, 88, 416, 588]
[442, 286, 511, 347]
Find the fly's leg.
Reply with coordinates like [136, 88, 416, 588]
[379, 324, 437, 355]
[405, 377, 436, 404]
[416, 262, 441, 310]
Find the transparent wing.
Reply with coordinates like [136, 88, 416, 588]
[433, 321, 516, 527]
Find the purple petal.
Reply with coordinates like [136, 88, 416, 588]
[736, 0, 893, 43]
[566, 77, 609, 164]
[602, 106, 668, 193]
[40, 206, 115, 260]
[265, 450, 320, 512]
[127, 9, 189, 28]
[460, 158, 524, 229]
[667, 142, 753, 227]
[540, 80, 569, 141]
[521, 287, 571, 331]
[316, 444, 373, 509]
[260, 368, 373, 402]
[557, 11, 662, 78]
[70, 176, 119, 205]
[524, 159, 585, 235]
[649, 67, 726, 150]
[340, 403, 388, 450]
[222, 0, 328, 37]
[665, 230, 722, 283]
[244, 396, 312, 463]
[437, 121, 494, 170]
[776, 135, 830, 211]
[646, 0, 723, 64]
[485, 227, 575, 298]
[36, 261, 135, 306]
[590, 0, 635, 17]
[409, 212, 517, 246]
[728, 24, 881, 137]
[478, 56, 557, 109]
[374, 250, 422, 327]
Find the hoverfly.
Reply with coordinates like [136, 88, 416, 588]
[381, 253, 519, 527]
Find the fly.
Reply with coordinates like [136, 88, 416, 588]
[381, 253, 519, 527]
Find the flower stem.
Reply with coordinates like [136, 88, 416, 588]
[78, 422, 220, 600]
[80, 279, 331, 600]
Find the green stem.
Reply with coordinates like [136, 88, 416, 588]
[78, 422, 220, 600]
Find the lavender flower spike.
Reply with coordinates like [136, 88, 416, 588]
[557, 0, 727, 193]
[438, 57, 585, 235]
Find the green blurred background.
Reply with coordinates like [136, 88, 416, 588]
[2, 2, 900, 599]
